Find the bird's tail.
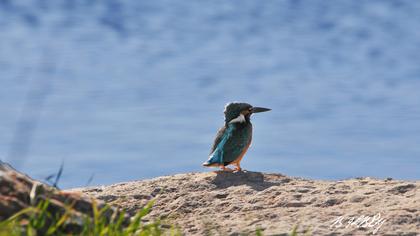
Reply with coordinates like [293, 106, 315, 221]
[203, 149, 223, 167]
[202, 161, 219, 167]
[202, 161, 212, 167]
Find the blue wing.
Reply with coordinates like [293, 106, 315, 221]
[203, 124, 235, 166]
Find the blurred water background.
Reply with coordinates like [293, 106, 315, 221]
[1, 0, 419, 189]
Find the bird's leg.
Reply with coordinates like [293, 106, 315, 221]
[233, 163, 242, 172]
[221, 166, 233, 172]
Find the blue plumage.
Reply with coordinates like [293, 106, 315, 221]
[204, 124, 235, 165]
[202, 102, 270, 171]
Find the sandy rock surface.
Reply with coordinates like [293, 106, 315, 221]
[76, 171, 419, 235]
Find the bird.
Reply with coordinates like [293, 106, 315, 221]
[202, 102, 271, 171]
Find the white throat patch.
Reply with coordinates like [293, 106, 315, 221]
[229, 114, 246, 123]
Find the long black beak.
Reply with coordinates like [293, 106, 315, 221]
[251, 106, 271, 113]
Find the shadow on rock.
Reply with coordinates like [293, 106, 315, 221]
[211, 170, 285, 191]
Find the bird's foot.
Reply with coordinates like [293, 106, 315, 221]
[232, 164, 242, 172]
[233, 167, 242, 172]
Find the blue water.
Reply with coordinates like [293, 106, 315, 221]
[1, 1, 419, 189]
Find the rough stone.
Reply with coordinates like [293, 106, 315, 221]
[74, 171, 419, 235]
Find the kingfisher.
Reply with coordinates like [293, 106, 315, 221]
[202, 102, 271, 171]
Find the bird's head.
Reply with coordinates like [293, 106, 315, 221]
[224, 102, 271, 124]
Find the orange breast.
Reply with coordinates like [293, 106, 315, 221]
[232, 140, 252, 164]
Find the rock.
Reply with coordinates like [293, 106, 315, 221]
[388, 184, 416, 194]
[320, 198, 344, 207]
[349, 195, 365, 203]
[214, 192, 229, 199]
[76, 171, 419, 235]
[282, 201, 309, 207]
[0, 161, 123, 233]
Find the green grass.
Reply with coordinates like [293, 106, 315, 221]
[0, 198, 180, 236]
[0, 197, 310, 236]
